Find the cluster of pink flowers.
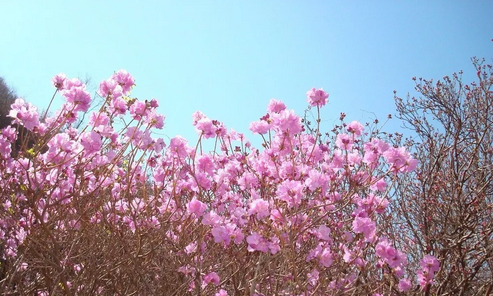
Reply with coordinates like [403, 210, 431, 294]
[417, 255, 440, 290]
[0, 71, 439, 295]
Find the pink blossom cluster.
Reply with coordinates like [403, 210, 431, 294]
[417, 255, 440, 290]
[0, 71, 438, 295]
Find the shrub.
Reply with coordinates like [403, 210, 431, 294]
[1, 71, 434, 295]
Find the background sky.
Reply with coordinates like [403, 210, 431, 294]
[1, 1, 492, 147]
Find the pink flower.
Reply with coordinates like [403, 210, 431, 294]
[267, 99, 286, 113]
[347, 121, 364, 136]
[9, 98, 40, 131]
[80, 131, 102, 155]
[169, 136, 189, 159]
[52, 73, 66, 90]
[249, 120, 271, 134]
[196, 154, 215, 175]
[203, 272, 220, 286]
[307, 269, 320, 286]
[215, 289, 229, 296]
[0, 135, 12, 158]
[187, 198, 207, 217]
[268, 236, 280, 255]
[420, 255, 440, 273]
[109, 96, 127, 115]
[375, 238, 407, 268]
[89, 111, 110, 128]
[276, 180, 303, 208]
[247, 232, 269, 253]
[352, 216, 376, 242]
[383, 147, 418, 173]
[62, 86, 91, 112]
[417, 255, 439, 289]
[195, 118, 217, 139]
[248, 198, 270, 220]
[306, 87, 329, 108]
[316, 225, 331, 241]
[305, 169, 329, 192]
[98, 78, 122, 98]
[319, 248, 333, 267]
[271, 109, 303, 135]
[398, 278, 412, 292]
[146, 109, 165, 129]
[129, 100, 148, 120]
[370, 179, 387, 192]
[336, 133, 353, 150]
[212, 225, 231, 245]
[112, 70, 135, 94]
[63, 77, 83, 90]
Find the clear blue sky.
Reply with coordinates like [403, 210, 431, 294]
[1, 1, 492, 145]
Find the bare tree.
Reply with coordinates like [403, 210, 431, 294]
[391, 56, 493, 295]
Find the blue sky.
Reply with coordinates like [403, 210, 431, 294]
[1, 1, 492, 146]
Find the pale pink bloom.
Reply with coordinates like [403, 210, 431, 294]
[316, 225, 331, 241]
[196, 154, 215, 174]
[203, 272, 220, 285]
[192, 111, 206, 126]
[420, 255, 440, 273]
[169, 136, 189, 159]
[1, 135, 16, 159]
[343, 245, 353, 263]
[417, 269, 435, 289]
[268, 236, 280, 254]
[112, 69, 135, 94]
[305, 169, 329, 191]
[109, 96, 127, 115]
[89, 111, 110, 127]
[347, 151, 362, 165]
[347, 121, 364, 136]
[398, 278, 412, 292]
[146, 109, 165, 129]
[307, 268, 320, 286]
[63, 77, 83, 90]
[352, 216, 376, 242]
[267, 99, 286, 113]
[319, 248, 333, 267]
[247, 232, 269, 252]
[202, 210, 222, 226]
[80, 131, 102, 155]
[187, 198, 207, 217]
[370, 179, 387, 192]
[62, 86, 91, 112]
[195, 118, 217, 139]
[276, 180, 303, 208]
[249, 120, 271, 134]
[383, 146, 418, 173]
[306, 87, 329, 108]
[215, 289, 229, 296]
[375, 238, 407, 268]
[52, 73, 66, 90]
[336, 133, 353, 150]
[271, 109, 303, 135]
[306, 244, 322, 262]
[98, 78, 121, 98]
[9, 98, 40, 131]
[212, 225, 231, 245]
[248, 198, 270, 219]
[129, 100, 147, 120]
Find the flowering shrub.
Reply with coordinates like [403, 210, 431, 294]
[0, 71, 437, 295]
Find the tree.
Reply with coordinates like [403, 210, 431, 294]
[391, 56, 493, 295]
[0, 77, 17, 129]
